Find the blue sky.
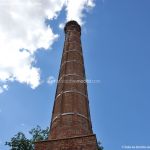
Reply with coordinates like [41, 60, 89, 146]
[0, 0, 150, 150]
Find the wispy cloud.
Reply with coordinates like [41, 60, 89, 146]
[47, 76, 56, 86]
[0, 84, 8, 94]
[59, 23, 65, 29]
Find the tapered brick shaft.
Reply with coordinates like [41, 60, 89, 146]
[35, 21, 99, 150]
[49, 21, 93, 139]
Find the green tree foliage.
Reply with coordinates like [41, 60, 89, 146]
[29, 125, 49, 142]
[5, 126, 49, 150]
[6, 126, 104, 150]
[5, 132, 32, 150]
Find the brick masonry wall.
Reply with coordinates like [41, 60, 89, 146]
[35, 134, 98, 150]
[49, 21, 93, 140]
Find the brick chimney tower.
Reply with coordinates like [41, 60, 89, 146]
[35, 21, 98, 150]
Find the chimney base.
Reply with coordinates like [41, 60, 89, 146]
[35, 134, 98, 150]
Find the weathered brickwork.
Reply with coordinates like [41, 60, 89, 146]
[35, 21, 98, 150]
[35, 134, 98, 150]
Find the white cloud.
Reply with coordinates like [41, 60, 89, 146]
[0, 84, 8, 94]
[59, 0, 95, 27]
[3, 84, 8, 90]
[59, 23, 65, 29]
[0, 0, 95, 93]
[0, 0, 64, 91]
[65, 0, 95, 25]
